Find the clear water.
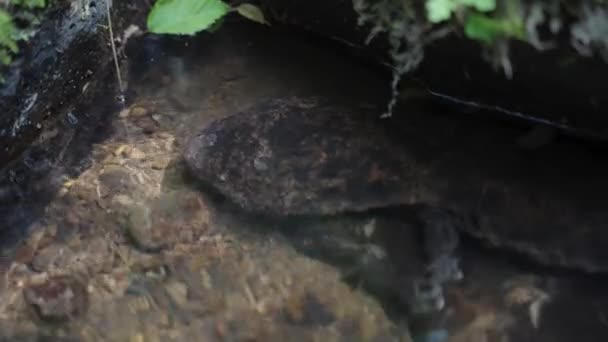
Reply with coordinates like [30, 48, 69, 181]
[0, 21, 606, 341]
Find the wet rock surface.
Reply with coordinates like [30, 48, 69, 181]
[283, 211, 463, 316]
[185, 94, 608, 274]
[184, 96, 421, 217]
[0, 0, 150, 168]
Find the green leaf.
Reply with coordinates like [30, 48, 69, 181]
[235, 3, 268, 25]
[206, 15, 226, 33]
[17, 0, 46, 9]
[464, 12, 525, 44]
[0, 48, 12, 65]
[0, 10, 18, 54]
[426, 0, 497, 23]
[147, 0, 231, 35]
[460, 0, 496, 12]
[426, 0, 456, 23]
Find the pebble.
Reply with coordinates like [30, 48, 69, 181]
[136, 116, 159, 135]
[127, 147, 147, 160]
[65, 213, 81, 229]
[124, 203, 178, 252]
[122, 191, 210, 252]
[130, 106, 149, 118]
[130, 333, 145, 342]
[112, 194, 135, 207]
[151, 114, 162, 123]
[85, 237, 114, 273]
[32, 243, 76, 272]
[113, 144, 128, 156]
[118, 109, 130, 119]
[150, 155, 170, 170]
[13, 243, 37, 264]
[23, 276, 88, 322]
[66, 112, 79, 125]
[124, 203, 161, 252]
[165, 281, 188, 307]
[98, 165, 132, 197]
[32, 237, 113, 275]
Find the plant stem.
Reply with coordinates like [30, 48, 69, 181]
[105, 0, 124, 95]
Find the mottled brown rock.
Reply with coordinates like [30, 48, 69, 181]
[184, 96, 421, 217]
[32, 237, 113, 274]
[122, 190, 210, 252]
[184, 96, 608, 274]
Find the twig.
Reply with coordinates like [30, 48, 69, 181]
[243, 280, 263, 313]
[105, 0, 125, 96]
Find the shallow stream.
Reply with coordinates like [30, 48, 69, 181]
[0, 20, 606, 342]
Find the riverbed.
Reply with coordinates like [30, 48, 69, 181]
[0, 19, 606, 341]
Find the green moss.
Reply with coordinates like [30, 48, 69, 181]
[13, 0, 47, 9]
[464, 12, 525, 44]
[0, 0, 48, 69]
[426, 0, 497, 23]
[0, 9, 18, 65]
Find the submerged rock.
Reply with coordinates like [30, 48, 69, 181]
[284, 212, 462, 315]
[184, 96, 465, 314]
[120, 190, 210, 253]
[184, 96, 422, 217]
[24, 275, 88, 322]
[184, 96, 608, 274]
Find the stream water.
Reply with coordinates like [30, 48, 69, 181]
[0, 20, 606, 341]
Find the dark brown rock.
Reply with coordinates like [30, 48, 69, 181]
[184, 96, 608, 273]
[184, 96, 421, 217]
